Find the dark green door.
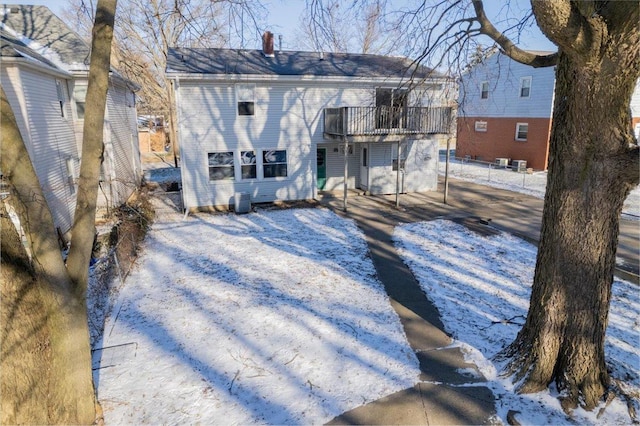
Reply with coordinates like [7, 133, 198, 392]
[317, 148, 326, 190]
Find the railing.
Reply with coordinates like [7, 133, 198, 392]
[324, 106, 453, 137]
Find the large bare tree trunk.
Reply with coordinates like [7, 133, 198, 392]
[1, 88, 96, 424]
[1, 0, 118, 423]
[499, 1, 640, 411]
[67, 0, 117, 297]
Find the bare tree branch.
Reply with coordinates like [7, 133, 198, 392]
[473, 0, 557, 67]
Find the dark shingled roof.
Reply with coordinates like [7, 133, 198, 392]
[0, 4, 90, 68]
[0, 28, 61, 70]
[167, 47, 447, 80]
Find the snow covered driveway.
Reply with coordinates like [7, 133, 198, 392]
[94, 208, 419, 424]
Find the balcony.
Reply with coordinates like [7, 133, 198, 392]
[323, 106, 453, 143]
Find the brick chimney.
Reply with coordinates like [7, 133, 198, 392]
[262, 31, 275, 57]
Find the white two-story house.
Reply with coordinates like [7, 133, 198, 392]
[167, 32, 455, 211]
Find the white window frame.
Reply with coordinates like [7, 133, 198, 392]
[55, 80, 67, 118]
[474, 120, 488, 132]
[240, 150, 257, 180]
[515, 122, 529, 141]
[520, 76, 532, 98]
[480, 81, 489, 99]
[262, 149, 288, 179]
[207, 151, 235, 181]
[72, 82, 87, 120]
[236, 83, 255, 116]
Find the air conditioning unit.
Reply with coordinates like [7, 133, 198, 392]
[234, 192, 251, 214]
[495, 158, 509, 167]
[512, 160, 527, 172]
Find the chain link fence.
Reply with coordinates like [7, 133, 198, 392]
[438, 153, 639, 218]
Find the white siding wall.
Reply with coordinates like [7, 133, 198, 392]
[0, 65, 78, 234]
[459, 53, 555, 119]
[103, 80, 141, 207]
[323, 143, 359, 191]
[365, 139, 437, 194]
[177, 81, 374, 208]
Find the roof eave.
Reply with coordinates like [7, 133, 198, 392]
[0, 55, 72, 79]
[165, 71, 449, 86]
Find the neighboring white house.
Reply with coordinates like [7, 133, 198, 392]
[167, 32, 455, 211]
[1, 29, 79, 235]
[0, 5, 142, 234]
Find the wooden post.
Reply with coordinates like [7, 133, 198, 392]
[444, 136, 451, 204]
[342, 107, 348, 212]
[395, 140, 401, 208]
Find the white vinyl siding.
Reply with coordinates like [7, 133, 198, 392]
[323, 143, 359, 191]
[98, 80, 141, 209]
[176, 82, 374, 208]
[1, 66, 78, 234]
[366, 139, 437, 194]
[459, 53, 555, 118]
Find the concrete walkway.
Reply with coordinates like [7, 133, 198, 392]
[319, 177, 639, 425]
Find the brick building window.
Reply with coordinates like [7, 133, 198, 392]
[515, 123, 529, 141]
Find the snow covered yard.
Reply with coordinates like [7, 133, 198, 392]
[93, 207, 419, 424]
[394, 220, 640, 425]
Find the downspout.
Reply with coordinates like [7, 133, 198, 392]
[395, 139, 402, 208]
[342, 107, 348, 212]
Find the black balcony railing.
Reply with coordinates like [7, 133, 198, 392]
[324, 106, 453, 138]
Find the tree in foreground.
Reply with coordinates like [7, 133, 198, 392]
[495, 0, 639, 411]
[0, 0, 117, 423]
[309, 0, 639, 413]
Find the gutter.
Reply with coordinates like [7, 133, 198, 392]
[0, 56, 72, 79]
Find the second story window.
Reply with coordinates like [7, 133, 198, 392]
[73, 83, 87, 119]
[236, 84, 255, 116]
[480, 81, 489, 99]
[55, 80, 67, 117]
[520, 77, 532, 98]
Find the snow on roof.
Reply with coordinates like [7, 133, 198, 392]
[0, 5, 90, 71]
